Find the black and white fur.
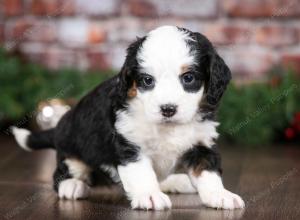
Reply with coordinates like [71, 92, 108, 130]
[12, 26, 244, 210]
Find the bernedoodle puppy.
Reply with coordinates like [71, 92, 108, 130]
[12, 26, 244, 210]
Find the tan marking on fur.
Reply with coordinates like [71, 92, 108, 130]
[180, 64, 190, 75]
[64, 158, 92, 184]
[191, 156, 213, 177]
[192, 164, 205, 177]
[127, 81, 137, 98]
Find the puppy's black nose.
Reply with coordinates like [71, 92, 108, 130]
[160, 104, 177, 118]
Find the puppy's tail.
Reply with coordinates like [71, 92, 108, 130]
[11, 126, 56, 151]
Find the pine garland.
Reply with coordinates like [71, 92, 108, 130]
[0, 48, 111, 121]
[218, 71, 300, 145]
[1, 48, 299, 145]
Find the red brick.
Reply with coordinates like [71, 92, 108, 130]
[0, 24, 4, 43]
[87, 50, 110, 70]
[282, 54, 300, 73]
[3, 0, 23, 16]
[32, 0, 76, 16]
[128, 0, 158, 17]
[56, 0, 76, 16]
[222, 0, 300, 18]
[274, 0, 300, 17]
[6, 19, 34, 40]
[255, 25, 298, 47]
[27, 22, 57, 42]
[43, 46, 75, 69]
[21, 44, 76, 70]
[58, 20, 106, 46]
[204, 24, 253, 46]
[297, 28, 300, 43]
[6, 19, 57, 43]
[30, 0, 61, 16]
[88, 24, 107, 44]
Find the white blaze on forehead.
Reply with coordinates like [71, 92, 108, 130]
[138, 26, 195, 76]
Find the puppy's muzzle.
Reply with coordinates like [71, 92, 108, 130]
[160, 104, 177, 118]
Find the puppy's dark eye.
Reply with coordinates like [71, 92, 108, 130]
[182, 72, 195, 84]
[180, 71, 202, 93]
[142, 75, 154, 87]
[137, 74, 155, 91]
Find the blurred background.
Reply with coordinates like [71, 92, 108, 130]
[1, 0, 300, 146]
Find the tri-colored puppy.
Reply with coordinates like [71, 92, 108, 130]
[12, 26, 244, 210]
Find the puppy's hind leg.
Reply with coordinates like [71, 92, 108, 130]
[53, 156, 92, 200]
[160, 174, 197, 194]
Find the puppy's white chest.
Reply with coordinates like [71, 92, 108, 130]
[115, 111, 219, 180]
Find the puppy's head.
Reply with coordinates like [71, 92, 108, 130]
[118, 26, 231, 124]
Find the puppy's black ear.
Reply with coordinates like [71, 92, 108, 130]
[191, 32, 231, 106]
[117, 36, 146, 99]
[206, 51, 231, 106]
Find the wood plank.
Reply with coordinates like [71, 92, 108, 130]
[238, 146, 300, 220]
[1, 136, 300, 219]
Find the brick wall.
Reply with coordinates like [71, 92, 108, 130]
[1, 0, 300, 81]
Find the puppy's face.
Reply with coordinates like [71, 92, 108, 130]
[120, 26, 231, 124]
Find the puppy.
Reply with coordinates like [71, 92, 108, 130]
[12, 26, 244, 210]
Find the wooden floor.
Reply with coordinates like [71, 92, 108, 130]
[0, 136, 300, 220]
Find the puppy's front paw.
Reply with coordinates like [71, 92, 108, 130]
[199, 189, 245, 210]
[58, 178, 90, 200]
[131, 191, 172, 210]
